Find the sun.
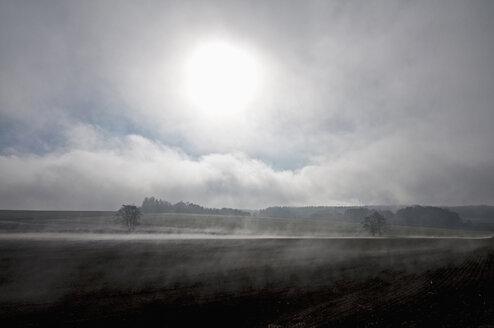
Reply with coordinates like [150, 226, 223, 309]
[184, 41, 260, 114]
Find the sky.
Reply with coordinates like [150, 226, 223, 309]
[1, 0, 494, 210]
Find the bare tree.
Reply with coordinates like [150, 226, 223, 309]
[362, 211, 387, 236]
[116, 205, 141, 232]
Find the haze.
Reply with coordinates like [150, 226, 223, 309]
[1, 0, 494, 210]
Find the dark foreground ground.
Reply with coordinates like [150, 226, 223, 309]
[0, 235, 493, 327]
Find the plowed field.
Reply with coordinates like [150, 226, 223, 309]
[0, 235, 493, 327]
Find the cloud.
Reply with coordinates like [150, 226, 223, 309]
[1, 125, 494, 210]
[1, 1, 494, 208]
[0, 127, 311, 209]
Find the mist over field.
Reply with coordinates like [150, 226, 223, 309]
[1, 226, 493, 327]
[1, 206, 493, 326]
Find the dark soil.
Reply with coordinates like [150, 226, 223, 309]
[0, 237, 493, 327]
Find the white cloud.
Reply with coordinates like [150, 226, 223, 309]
[0, 128, 310, 209]
[1, 126, 493, 210]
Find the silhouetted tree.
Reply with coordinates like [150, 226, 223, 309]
[362, 211, 387, 236]
[116, 205, 141, 232]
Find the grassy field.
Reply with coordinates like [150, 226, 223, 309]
[0, 210, 492, 237]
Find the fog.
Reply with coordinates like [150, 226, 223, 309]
[1, 234, 491, 316]
[1, 210, 493, 326]
[0, 233, 492, 241]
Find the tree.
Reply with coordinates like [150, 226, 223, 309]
[116, 205, 141, 232]
[362, 211, 387, 236]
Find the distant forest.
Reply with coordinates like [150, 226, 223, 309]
[141, 197, 250, 216]
[259, 205, 494, 230]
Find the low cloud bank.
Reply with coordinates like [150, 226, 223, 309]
[1, 126, 493, 210]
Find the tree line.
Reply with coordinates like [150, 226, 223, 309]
[259, 205, 465, 229]
[141, 197, 250, 216]
[117, 200, 474, 235]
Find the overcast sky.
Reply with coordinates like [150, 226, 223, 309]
[1, 0, 494, 210]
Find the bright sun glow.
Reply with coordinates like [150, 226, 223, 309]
[184, 41, 260, 114]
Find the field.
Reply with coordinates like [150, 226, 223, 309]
[0, 211, 493, 327]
